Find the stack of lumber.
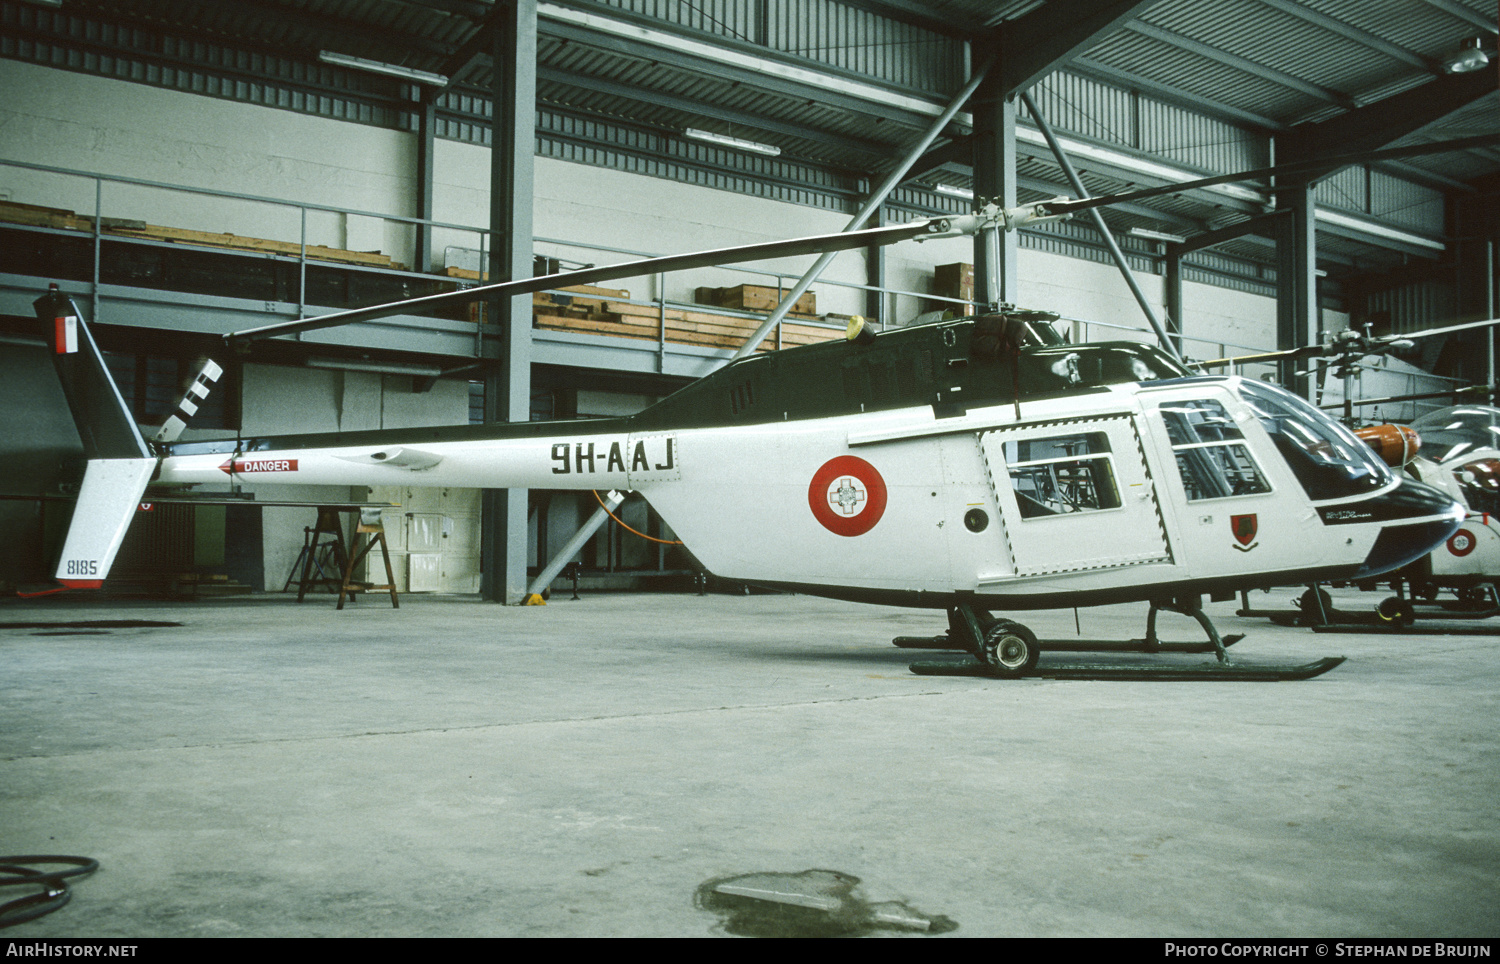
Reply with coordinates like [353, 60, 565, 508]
[4, 197, 846, 354]
[445, 268, 844, 353]
[695, 283, 817, 316]
[589, 301, 842, 352]
[0, 199, 403, 269]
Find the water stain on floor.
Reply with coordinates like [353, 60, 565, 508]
[695, 869, 956, 937]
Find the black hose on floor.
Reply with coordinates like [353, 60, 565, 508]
[0, 856, 98, 928]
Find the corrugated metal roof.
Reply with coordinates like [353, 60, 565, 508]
[2, 0, 1495, 283]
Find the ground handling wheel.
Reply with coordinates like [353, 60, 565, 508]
[1297, 587, 1333, 625]
[1376, 596, 1416, 627]
[1458, 584, 1496, 609]
[981, 620, 1040, 679]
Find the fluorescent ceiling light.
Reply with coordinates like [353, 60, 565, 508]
[1315, 208, 1445, 252]
[1127, 227, 1186, 244]
[319, 51, 449, 86]
[540, 3, 942, 120]
[1445, 37, 1491, 73]
[934, 183, 974, 200]
[1014, 127, 1266, 208]
[306, 358, 443, 377]
[684, 129, 781, 156]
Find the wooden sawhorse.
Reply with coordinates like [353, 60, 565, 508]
[294, 506, 353, 602]
[338, 506, 399, 610]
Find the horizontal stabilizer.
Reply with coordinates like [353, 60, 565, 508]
[55, 458, 156, 588]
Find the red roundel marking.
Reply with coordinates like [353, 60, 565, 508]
[808, 456, 887, 537]
[1447, 529, 1477, 557]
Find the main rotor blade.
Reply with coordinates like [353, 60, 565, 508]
[226, 218, 950, 346]
[1198, 344, 1324, 369]
[1040, 134, 1500, 218]
[1202, 316, 1500, 369]
[1380, 316, 1500, 343]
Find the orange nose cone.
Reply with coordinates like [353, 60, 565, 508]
[1354, 424, 1422, 466]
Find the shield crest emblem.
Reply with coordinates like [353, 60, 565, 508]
[1231, 514, 1258, 548]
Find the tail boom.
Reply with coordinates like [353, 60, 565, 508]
[158, 429, 680, 492]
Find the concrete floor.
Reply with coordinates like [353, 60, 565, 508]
[1, 588, 1497, 938]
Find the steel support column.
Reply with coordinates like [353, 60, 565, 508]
[481, 0, 537, 604]
[1164, 245, 1184, 358]
[415, 93, 437, 275]
[972, 54, 1017, 308]
[1277, 183, 1319, 401]
[866, 203, 887, 326]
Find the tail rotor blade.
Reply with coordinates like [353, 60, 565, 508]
[154, 358, 225, 443]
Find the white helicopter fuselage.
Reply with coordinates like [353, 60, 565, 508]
[1404, 450, 1500, 586]
[156, 372, 1461, 609]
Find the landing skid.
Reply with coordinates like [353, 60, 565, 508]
[910, 656, 1346, 681]
[894, 634, 1244, 654]
[1309, 623, 1500, 636]
[1240, 584, 1500, 633]
[902, 598, 1343, 682]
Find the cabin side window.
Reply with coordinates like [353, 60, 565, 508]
[1002, 432, 1122, 518]
[1158, 399, 1271, 501]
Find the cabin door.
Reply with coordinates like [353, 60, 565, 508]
[979, 414, 1172, 577]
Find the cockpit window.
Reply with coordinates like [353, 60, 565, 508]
[1238, 382, 1392, 500]
[1158, 399, 1271, 500]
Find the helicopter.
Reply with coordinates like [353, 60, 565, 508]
[1204, 314, 1500, 629]
[1404, 406, 1500, 601]
[33, 158, 1479, 680]
[1266, 405, 1500, 630]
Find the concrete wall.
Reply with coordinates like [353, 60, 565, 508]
[0, 59, 868, 312]
[0, 57, 1295, 346]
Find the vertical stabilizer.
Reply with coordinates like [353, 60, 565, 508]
[33, 288, 157, 587]
[33, 287, 151, 461]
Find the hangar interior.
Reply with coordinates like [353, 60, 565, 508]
[1, 0, 1497, 602]
[3, 0, 1500, 941]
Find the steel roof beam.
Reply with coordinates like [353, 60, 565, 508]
[1125, 21, 1357, 110]
[1376, 160, 1475, 193]
[907, 137, 973, 182]
[1175, 212, 1287, 255]
[1277, 71, 1499, 178]
[994, 0, 1159, 98]
[394, 0, 494, 21]
[65, 0, 454, 61]
[535, 8, 942, 131]
[1069, 58, 1284, 130]
[1416, 0, 1500, 34]
[534, 66, 895, 159]
[3, 11, 414, 113]
[437, 20, 496, 86]
[1255, 0, 1438, 74]
[818, 0, 980, 40]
